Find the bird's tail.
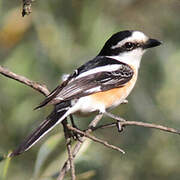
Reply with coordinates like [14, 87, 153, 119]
[9, 101, 71, 157]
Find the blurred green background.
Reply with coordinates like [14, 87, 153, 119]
[0, 0, 180, 179]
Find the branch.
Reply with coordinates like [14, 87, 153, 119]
[57, 115, 180, 179]
[62, 120, 76, 180]
[22, 0, 34, 17]
[93, 121, 180, 135]
[57, 114, 103, 180]
[0, 65, 49, 96]
[1, 65, 180, 180]
[67, 125, 125, 154]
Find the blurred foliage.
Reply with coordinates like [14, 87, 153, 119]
[0, 0, 180, 179]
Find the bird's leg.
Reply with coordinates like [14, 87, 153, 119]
[70, 114, 78, 129]
[103, 111, 126, 132]
[62, 118, 72, 138]
[103, 111, 126, 122]
[69, 115, 83, 141]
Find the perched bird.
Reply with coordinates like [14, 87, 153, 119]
[9, 30, 161, 157]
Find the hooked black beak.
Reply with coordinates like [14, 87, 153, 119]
[143, 39, 162, 49]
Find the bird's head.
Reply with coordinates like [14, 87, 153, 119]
[98, 30, 161, 68]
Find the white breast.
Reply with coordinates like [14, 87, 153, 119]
[68, 67, 138, 115]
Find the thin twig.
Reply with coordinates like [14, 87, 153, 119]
[57, 114, 103, 180]
[67, 124, 125, 154]
[93, 121, 180, 135]
[1, 65, 180, 180]
[0, 65, 49, 96]
[62, 120, 76, 180]
[66, 140, 76, 180]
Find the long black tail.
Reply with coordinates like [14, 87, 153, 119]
[9, 102, 70, 157]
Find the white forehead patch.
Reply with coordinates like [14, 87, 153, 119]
[132, 31, 148, 42]
[111, 31, 149, 49]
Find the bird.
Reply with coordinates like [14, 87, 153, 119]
[9, 30, 161, 157]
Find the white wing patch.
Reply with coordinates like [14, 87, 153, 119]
[85, 86, 101, 93]
[76, 64, 123, 79]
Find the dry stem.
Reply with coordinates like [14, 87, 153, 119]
[57, 114, 103, 180]
[1, 65, 180, 180]
[67, 124, 125, 154]
[93, 121, 180, 135]
[0, 65, 49, 96]
[62, 119, 76, 180]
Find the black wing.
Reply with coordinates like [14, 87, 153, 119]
[35, 57, 133, 109]
[56, 63, 134, 100]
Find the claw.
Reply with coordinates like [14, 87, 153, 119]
[116, 121, 124, 132]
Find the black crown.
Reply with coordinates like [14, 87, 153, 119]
[98, 30, 133, 56]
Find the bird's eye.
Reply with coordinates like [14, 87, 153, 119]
[124, 42, 134, 50]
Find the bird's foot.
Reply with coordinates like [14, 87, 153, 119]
[69, 115, 83, 141]
[103, 111, 126, 132]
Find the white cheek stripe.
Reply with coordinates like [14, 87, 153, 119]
[106, 48, 144, 70]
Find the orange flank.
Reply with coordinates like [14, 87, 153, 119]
[89, 67, 137, 108]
